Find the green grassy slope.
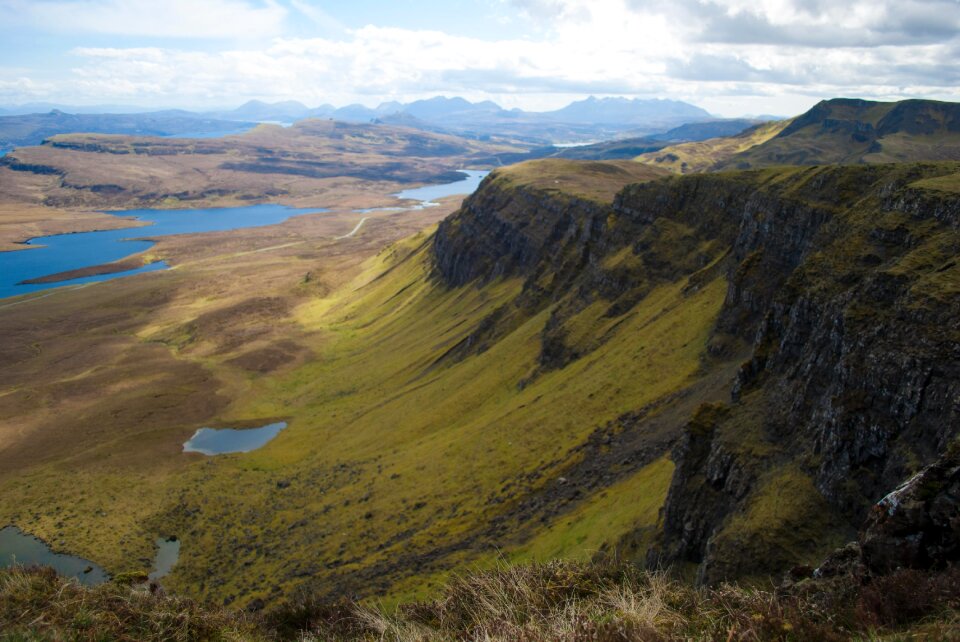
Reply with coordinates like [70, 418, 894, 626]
[634, 120, 788, 173]
[0, 160, 727, 609]
[158, 216, 728, 605]
[3, 157, 957, 613]
[720, 98, 960, 169]
[636, 98, 960, 174]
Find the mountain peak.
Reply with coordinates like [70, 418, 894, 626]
[542, 96, 711, 126]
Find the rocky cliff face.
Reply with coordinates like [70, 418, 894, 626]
[859, 444, 960, 574]
[433, 173, 611, 289]
[639, 163, 960, 583]
[431, 160, 960, 584]
[432, 165, 734, 370]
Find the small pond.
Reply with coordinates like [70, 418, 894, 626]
[148, 537, 180, 581]
[183, 421, 288, 455]
[0, 526, 109, 585]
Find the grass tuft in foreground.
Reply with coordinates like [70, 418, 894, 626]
[270, 560, 960, 642]
[3, 561, 959, 641]
[0, 566, 264, 642]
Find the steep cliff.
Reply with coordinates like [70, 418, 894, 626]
[646, 163, 960, 583]
[430, 159, 960, 584]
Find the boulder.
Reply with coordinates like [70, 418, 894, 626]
[860, 446, 960, 574]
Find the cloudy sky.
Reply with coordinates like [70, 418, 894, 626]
[1, 0, 958, 116]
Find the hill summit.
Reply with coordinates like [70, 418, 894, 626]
[638, 98, 960, 173]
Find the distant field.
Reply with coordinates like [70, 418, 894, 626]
[0, 120, 524, 250]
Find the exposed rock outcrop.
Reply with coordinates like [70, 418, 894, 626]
[647, 163, 960, 583]
[860, 445, 960, 574]
[429, 159, 960, 585]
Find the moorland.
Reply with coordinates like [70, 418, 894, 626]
[0, 98, 958, 640]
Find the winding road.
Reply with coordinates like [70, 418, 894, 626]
[335, 216, 370, 240]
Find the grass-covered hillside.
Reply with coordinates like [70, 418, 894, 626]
[1, 155, 958, 620]
[635, 120, 788, 173]
[0, 159, 714, 610]
[637, 98, 960, 173]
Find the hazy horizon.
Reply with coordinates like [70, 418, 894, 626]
[0, 94, 785, 120]
[1, 0, 959, 118]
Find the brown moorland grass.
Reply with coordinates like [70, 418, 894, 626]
[0, 566, 265, 641]
[488, 158, 671, 202]
[4, 561, 959, 641]
[0, 197, 464, 585]
[0, 159, 706, 608]
[0, 120, 522, 248]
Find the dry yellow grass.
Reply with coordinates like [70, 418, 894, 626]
[634, 120, 789, 173]
[490, 158, 670, 201]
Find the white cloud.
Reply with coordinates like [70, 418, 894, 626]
[2, 0, 959, 115]
[0, 0, 288, 38]
[289, 0, 345, 33]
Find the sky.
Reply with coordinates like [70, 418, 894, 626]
[1, 0, 959, 117]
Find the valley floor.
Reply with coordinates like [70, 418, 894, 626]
[1, 157, 715, 608]
[0, 187, 470, 603]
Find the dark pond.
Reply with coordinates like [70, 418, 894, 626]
[0, 526, 109, 585]
[183, 421, 288, 455]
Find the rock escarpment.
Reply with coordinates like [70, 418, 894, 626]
[432, 161, 734, 370]
[431, 160, 960, 584]
[433, 173, 611, 289]
[653, 164, 959, 583]
[859, 445, 960, 574]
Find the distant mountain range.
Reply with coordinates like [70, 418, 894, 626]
[208, 96, 714, 142]
[0, 110, 256, 151]
[0, 96, 741, 150]
[0, 103, 164, 116]
[207, 95, 710, 127]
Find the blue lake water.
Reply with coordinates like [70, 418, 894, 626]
[162, 126, 255, 139]
[0, 170, 489, 301]
[183, 421, 288, 455]
[0, 526, 109, 585]
[395, 170, 487, 204]
[0, 204, 325, 300]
